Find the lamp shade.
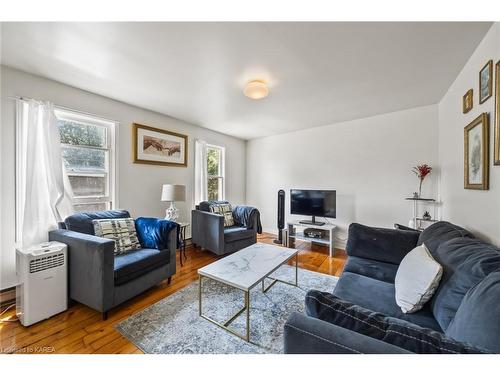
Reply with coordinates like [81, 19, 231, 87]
[161, 184, 186, 202]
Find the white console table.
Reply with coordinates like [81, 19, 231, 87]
[286, 221, 336, 257]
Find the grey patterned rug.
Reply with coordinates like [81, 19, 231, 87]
[116, 265, 338, 354]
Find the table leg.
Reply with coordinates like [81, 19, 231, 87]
[198, 275, 202, 316]
[295, 252, 298, 286]
[245, 290, 250, 342]
[183, 227, 187, 261]
[329, 227, 334, 257]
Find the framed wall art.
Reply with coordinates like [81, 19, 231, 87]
[494, 60, 500, 165]
[479, 60, 493, 104]
[464, 113, 489, 190]
[463, 89, 473, 114]
[133, 123, 188, 167]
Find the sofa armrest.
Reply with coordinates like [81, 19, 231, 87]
[191, 210, 224, 250]
[49, 229, 115, 312]
[346, 223, 420, 265]
[284, 312, 411, 354]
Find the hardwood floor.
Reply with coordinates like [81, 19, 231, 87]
[0, 233, 346, 354]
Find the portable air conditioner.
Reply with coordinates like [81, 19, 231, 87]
[16, 241, 68, 326]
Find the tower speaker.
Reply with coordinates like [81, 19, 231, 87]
[274, 189, 285, 244]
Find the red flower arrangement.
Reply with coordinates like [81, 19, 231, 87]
[413, 164, 432, 197]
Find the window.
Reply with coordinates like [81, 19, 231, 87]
[55, 109, 117, 212]
[206, 145, 225, 201]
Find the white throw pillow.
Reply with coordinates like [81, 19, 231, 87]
[395, 244, 443, 313]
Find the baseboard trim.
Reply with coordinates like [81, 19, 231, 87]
[0, 287, 16, 308]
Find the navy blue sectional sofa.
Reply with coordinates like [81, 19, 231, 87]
[284, 221, 500, 354]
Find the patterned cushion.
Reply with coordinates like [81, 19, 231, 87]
[209, 203, 235, 227]
[93, 218, 141, 255]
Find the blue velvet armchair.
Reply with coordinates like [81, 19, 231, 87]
[48, 210, 178, 320]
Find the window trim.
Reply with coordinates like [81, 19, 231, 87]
[54, 107, 118, 212]
[206, 144, 225, 201]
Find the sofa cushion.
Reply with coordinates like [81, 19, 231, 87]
[417, 221, 474, 254]
[346, 223, 420, 265]
[334, 271, 442, 331]
[198, 200, 230, 212]
[429, 238, 500, 331]
[64, 210, 131, 235]
[395, 244, 443, 313]
[93, 218, 141, 255]
[223, 226, 255, 243]
[305, 291, 486, 354]
[343, 256, 399, 283]
[114, 248, 170, 286]
[445, 271, 500, 353]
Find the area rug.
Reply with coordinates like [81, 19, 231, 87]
[115, 265, 338, 354]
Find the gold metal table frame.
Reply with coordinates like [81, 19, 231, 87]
[198, 252, 298, 342]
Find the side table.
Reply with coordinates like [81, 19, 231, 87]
[178, 222, 189, 267]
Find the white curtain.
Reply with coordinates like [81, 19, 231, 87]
[194, 139, 208, 206]
[18, 99, 74, 247]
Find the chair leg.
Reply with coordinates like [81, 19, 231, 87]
[102, 311, 108, 320]
[168, 276, 172, 285]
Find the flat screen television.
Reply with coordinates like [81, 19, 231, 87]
[290, 189, 336, 225]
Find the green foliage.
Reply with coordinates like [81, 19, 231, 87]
[207, 148, 219, 175]
[58, 119, 107, 172]
[62, 146, 106, 171]
[207, 148, 221, 200]
[208, 177, 219, 200]
[58, 119, 106, 147]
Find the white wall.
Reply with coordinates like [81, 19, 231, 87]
[1, 66, 246, 289]
[438, 23, 500, 245]
[246, 105, 439, 248]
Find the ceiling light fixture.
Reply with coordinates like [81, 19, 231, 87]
[243, 80, 269, 99]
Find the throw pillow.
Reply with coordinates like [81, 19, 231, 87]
[395, 244, 442, 313]
[93, 218, 141, 255]
[209, 203, 235, 227]
[305, 290, 486, 354]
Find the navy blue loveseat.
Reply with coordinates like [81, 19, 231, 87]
[284, 221, 500, 354]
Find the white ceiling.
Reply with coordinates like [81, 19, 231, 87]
[1, 22, 492, 140]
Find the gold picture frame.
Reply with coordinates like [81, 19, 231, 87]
[463, 89, 473, 114]
[133, 123, 188, 167]
[494, 60, 500, 165]
[464, 113, 489, 190]
[479, 60, 493, 104]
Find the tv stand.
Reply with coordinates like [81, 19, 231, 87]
[298, 216, 325, 226]
[287, 220, 336, 257]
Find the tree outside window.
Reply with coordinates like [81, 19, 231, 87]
[207, 145, 224, 201]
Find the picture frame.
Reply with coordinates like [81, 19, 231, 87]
[479, 60, 493, 104]
[133, 123, 188, 167]
[462, 89, 473, 114]
[495, 61, 500, 165]
[464, 113, 489, 190]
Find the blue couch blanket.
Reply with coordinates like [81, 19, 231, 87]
[232, 205, 262, 234]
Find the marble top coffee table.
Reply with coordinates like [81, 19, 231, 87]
[197, 242, 298, 342]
